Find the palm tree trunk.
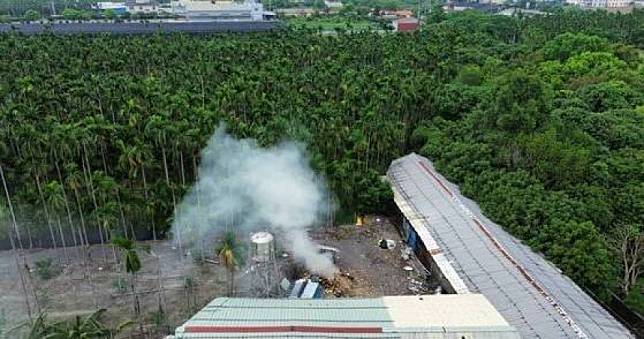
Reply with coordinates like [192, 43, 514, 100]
[131, 273, 141, 317]
[24, 211, 34, 249]
[179, 150, 186, 186]
[116, 190, 129, 239]
[56, 216, 70, 264]
[156, 254, 166, 319]
[15, 203, 35, 251]
[229, 269, 235, 297]
[163, 145, 182, 256]
[1, 164, 33, 323]
[83, 143, 108, 264]
[141, 165, 156, 241]
[35, 175, 58, 251]
[53, 159, 81, 257]
[73, 188, 90, 248]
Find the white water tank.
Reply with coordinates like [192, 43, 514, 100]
[250, 231, 274, 263]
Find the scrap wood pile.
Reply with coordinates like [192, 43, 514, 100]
[318, 271, 361, 297]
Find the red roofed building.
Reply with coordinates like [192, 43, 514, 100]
[393, 17, 419, 32]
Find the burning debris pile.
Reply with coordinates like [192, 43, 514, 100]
[320, 271, 355, 297]
[171, 125, 337, 277]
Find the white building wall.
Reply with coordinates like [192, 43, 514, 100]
[566, 0, 630, 7]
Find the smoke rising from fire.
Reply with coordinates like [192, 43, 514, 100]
[171, 125, 337, 277]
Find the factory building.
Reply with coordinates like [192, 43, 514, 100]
[125, 0, 160, 13]
[95, 2, 129, 14]
[171, 0, 265, 21]
[171, 294, 520, 338]
[565, 0, 632, 8]
[96, 0, 268, 20]
[387, 153, 633, 338]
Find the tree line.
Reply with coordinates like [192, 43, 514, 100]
[0, 8, 642, 311]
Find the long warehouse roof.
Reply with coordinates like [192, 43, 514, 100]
[173, 295, 520, 338]
[387, 153, 633, 339]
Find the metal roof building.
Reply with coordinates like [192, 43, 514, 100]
[172, 295, 520, 338]
[387, 153, 633, 339]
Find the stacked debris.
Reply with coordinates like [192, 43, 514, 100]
[320, 271, 354, 297]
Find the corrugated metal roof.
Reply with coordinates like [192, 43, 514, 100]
[183, 297, 392, 327]
[175, 295, 521, 338]
[387, 153, 633, 339]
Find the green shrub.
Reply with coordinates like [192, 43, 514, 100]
[34, 258, 59, 280]
[112, 276, 128, 293]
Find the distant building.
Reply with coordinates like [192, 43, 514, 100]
[384, 9, 414, 17]
[274, 7, 316, 16]
[324, 0, 344, 8]
[443, 2, 502, 13]
[125, 0, 159, 13]
[497, 7, 547, 15]
[393, 17, 419, 32]
[95, 2, 129, 14]
[171, 0, 265, 21]
[171, 295, 520, 338]
[566, 0, 632, 8]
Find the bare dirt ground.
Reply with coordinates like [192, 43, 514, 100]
[0, 216, 427, 338]
[310, 216, 428, 297]
[0, 241, 228, 338]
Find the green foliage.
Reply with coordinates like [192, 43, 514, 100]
[485, 70, 551, 133]
[61, 8, 76, 20]
[22, 9, 40, 21]
[532, 220, 615, 292]
[61, 8, 82, 20]
[513, 130, 592, 189]
[112, 236, 149, 274]
[215, 232, 245, 269]
[542, 33, 610, 61]
[27, 309, 128, 339]
[427, 5, 445, 24]
[413, 11, 643, 300]
[342, 0, 407, 10]
[455, 65, 483, 86]
[103, 9, 116, 20]
[578, 81, 640, 112]
[34, 258, 59, 280]
[216, 232, 245, 296]
[0, 0, 95, 16]
[287, 15, 377, 31]
[356, 170, 393, 214]
[0, 8, 642, 303]
[624, 278, 644, 315]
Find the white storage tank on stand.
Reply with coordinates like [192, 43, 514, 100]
[250, 231, 274, 263]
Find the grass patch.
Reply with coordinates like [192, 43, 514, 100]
[287, 16, 378, 31]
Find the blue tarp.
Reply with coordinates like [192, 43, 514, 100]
[407, 226, 419, 252]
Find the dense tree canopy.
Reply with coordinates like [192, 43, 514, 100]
[0, 9, 642, 306]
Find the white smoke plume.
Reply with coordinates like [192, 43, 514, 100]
[171, 125, 337, 277]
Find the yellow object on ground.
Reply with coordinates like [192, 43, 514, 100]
[356, 215, 364, 226]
